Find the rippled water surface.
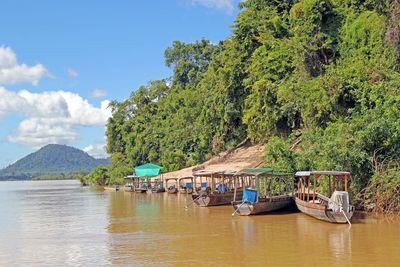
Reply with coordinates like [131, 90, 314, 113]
[0, 180, 399, 266]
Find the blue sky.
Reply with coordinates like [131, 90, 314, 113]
[0, 0, 241, 168]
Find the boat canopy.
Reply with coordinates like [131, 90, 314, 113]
[192, 170, 236, 177]
[134, 163, 163, 177]
[295, 171, 350, 177]
[234, 168, 273, 176]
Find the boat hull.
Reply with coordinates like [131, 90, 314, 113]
[295, 197, 355, 223]
[179, 188, 193, 194]
[232, 195, 295, 216]
[151, 188, 166, 193]
[192, 191, 243, 207]
[168, 188, 178, 194]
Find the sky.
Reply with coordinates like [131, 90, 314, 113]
[0, 0, 242, 168]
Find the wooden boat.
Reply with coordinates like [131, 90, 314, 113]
[104, 185, 121, 192]
[123, 175, 137, 192]
[191, 170, 241, 206]
[295, 171, 355, 224]
[178, 177, 194, 194]
[165, 178, 179, 194]
[124, 175, 148, 193]
[232, 169, 296, 216]
[149, 178, 165, 193]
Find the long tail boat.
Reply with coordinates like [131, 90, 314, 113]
[149, 178, 166, 193]
[232, 169, 295, 216]
[178, 177, 194, 194]
[123, 175, 147, 193]
[191, 170, 240, 207]
[295, 171, 355, 224]
[165, 178, 179, 194]
[123, 175, 136, 192]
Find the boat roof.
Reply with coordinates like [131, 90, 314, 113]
[178, 176, 193, 181]
[295, 171, 351, 176]
[192, 170, 236, 176]
[234, 168, 273, 176]
[125, 175, 140, 179]
[164, 177, 179, 181]
[258, 171, 293, 177]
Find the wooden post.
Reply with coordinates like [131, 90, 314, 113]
[298, 178, 301, 198]
[233, 176, 237, 202]
[256, 177, 260, 203]
[333, 176, 336, 192]
[278, 177, 281, 196]
[302, 177, 306, 201]
[345, 175, 348, 192]
[313, 175, 316, 204]
[292, 175, 295, 196]
[307, 176, 310, 202]
[341, 177, 344, 191]
[264, 176, 267, 197]
[328, 175, 331, 196]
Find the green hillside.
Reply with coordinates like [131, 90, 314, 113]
[0, 144, 109, 180]
[95, 0, 400, 212]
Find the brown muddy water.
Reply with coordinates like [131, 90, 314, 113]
[0, 180, 399, 266]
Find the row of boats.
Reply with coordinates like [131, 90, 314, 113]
[123, 168, 355, 224]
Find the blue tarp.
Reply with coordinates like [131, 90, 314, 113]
[217, 184, 227, 192]
[169, 184, 175, 189]
[186, 183, 192, 189]
[201, 183, 207, 188]
[243, 189, 257, 203]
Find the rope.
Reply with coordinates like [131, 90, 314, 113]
[231, 199, 248, 217]
[185, 194, 203, 209]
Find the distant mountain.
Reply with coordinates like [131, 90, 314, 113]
[0, 144, 110, 180]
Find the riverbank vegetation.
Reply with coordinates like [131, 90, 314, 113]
[87, 0, 400, 212]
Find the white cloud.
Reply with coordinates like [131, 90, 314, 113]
[0, 86, 111, 149]
[83, 144, 109, 159]
[191, 0, 237, 14]
[89, 88, 108, 98]
[0, 46, 51, 86]
[67, 68, 79, 77]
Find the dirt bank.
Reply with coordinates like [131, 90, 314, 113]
[163, 140, 265, 179]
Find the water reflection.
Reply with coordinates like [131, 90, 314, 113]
[1, 181, 400, 266]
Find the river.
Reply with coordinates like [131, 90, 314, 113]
[0, 180, 398, 266]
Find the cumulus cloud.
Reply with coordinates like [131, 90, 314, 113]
[191, 0, 237, 14]
[0, 46, 51, 86]
[0, 86, 111, 149]
[83, 144, 109, 159]
[89, 88, 108, 98]
[67, 68, 79, 77]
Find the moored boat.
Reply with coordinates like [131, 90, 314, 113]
[191, 170, 240, 206]
[149, 178, 166, 193]
[165, 178, 179, 194]
[232, 168, 295, 216]
[295, 171, 355, 224]
[178, 177, 194, 194]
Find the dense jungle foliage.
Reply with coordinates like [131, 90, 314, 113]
[91, 0, 400, 212]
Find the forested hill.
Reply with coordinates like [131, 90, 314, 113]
[102, 0, 400, 212]
[0, 144, 109, 180]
